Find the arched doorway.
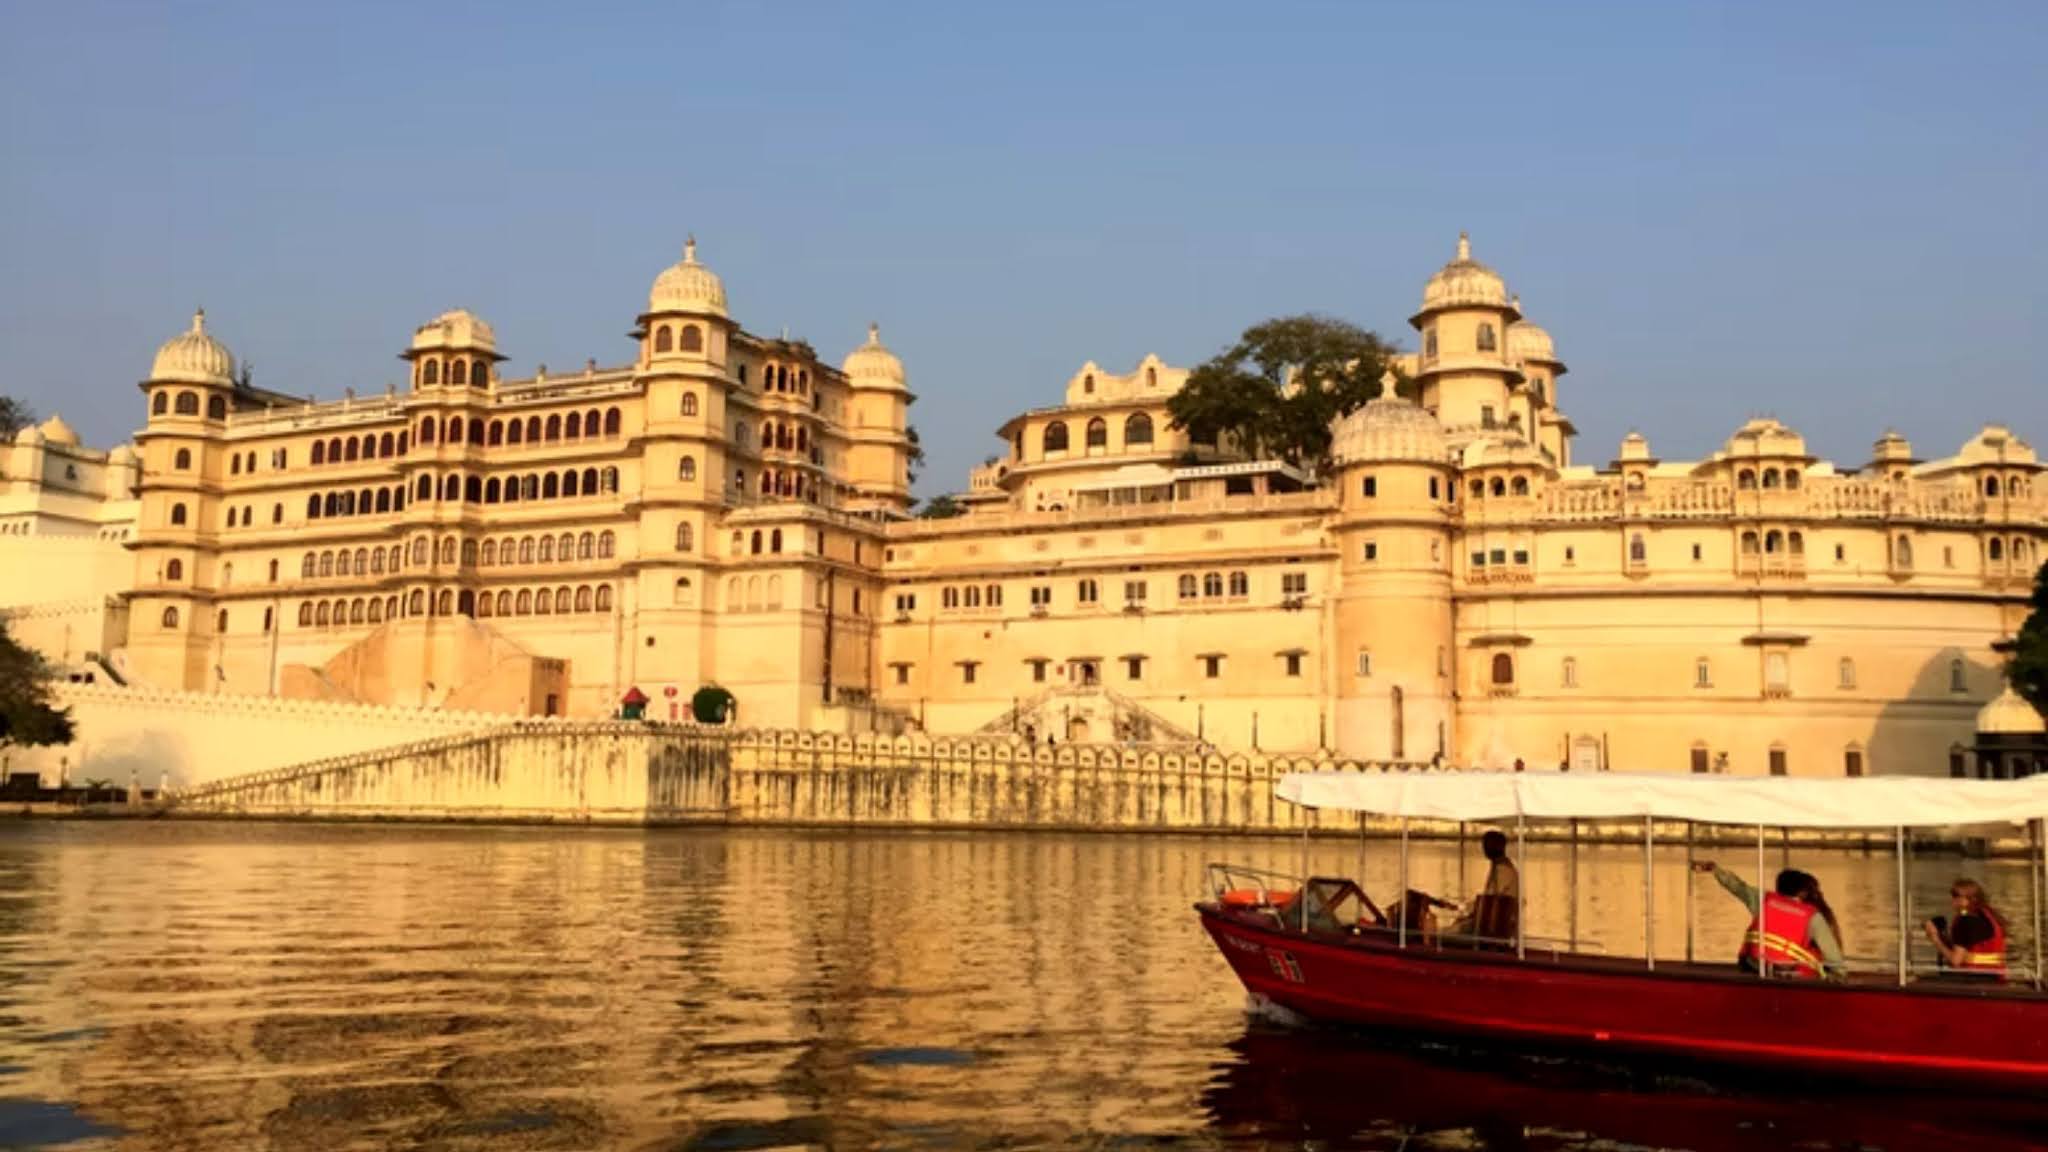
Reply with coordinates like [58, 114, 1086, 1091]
[1066, 716, 1092, 743]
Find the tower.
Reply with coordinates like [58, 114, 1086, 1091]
[1506, 308, 1571, 466]
[1328, 372, 1457, 762]
[1410, 233, 1522, 446]
[131, 310, 237, 690]
[840, 324, 913, 515]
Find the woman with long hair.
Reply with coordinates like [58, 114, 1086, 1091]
[1924, 877, 2008, 977]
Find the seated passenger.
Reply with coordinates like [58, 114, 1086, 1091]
[1448, 830, 1520, 945]
[1694, 861, 1846, 980]
[1924, 878, 2007, 979]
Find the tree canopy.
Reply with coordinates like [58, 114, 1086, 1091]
[0, 395, 31, 439]
[1166, 314, 1407, 471]
[905, 425, 927, 488]
[2010, 560, 2048, 721]
[916, 494, 966, 520]
[0, 618, 74, 749]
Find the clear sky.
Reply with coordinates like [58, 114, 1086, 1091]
[2, 1, 2043, 494]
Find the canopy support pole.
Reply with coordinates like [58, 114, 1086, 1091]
[1756, 824, 1768, 981]
[1684, 820, 1696, 964]
[1398, 817, 1410, 950]
[1458, 821, 1468, 895]
[2033, 817, 2044, 991]
[1896, 825, 1909, 987]
[1299, 817, 1311, 933]
[1567, 819, 1579, 954]
[1516, 812, 1527, 960]
[1643, 815, 1656, 971]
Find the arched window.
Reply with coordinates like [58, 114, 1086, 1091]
[450, 361, 468, 387]
[1895, 536, 1914, 568]
[423, 359, 440, 386]
[535, 588, 553, 615]
[495, 591, 511, 616]
[538, 535, 555, 563]
[545, 414, 561, 441]
[676, 522, 694, 551]
[169, 503, 188, 527]
[152, 391, 169, 415]
[1788, 531, 1804, 555]
[1990, 538, 2005, 561]
[1741, 531, 1760, 555]
[311, 441, 327, 466]
[1083, 373, 1095, 394]
[1950, 658, 1967, 693]
[1986, 476, 2001, 498]
[1762, 468, 1781, 490]
[410, 538, 428, 566]
[474, 359, 490, 388]
[1124, 413, 1154, 446]
[1764, 530, 1783, 554]
[565, 411, 582, 440]
[175, 391, 199, 415]
[604, 408, 621, 437]
[164, 558, 184, 581]
[681, 392, 699, 417]
[680, 325, 703, 353]
[771, 528, 783, 554]
[601, 467, 617, 493]
[577, 532, 594, 560]
[1489, 477, 1505, 497]
[159, 605, 181, 630]
[1476, 323, 1497, 352]
[1179, 574, 1198, 599]
[1511, 476, 1529, 496]
[435, 590, 453, 616]
[1043, 421, 1069, 454]
[595, 585, 613, 612]
[1737, 469, 1756, 491]
[525, 416, 541, 442]
[751, 530, 763, 555]
[507, 419, 524, 446]
[679, 456, 697, 482]
[1784, 469, 1801, 490]
[514, 589, 531, 615]
[419, 417, 436, 445]
[1629, 534, 1646, 563]
[598, 530, 615, 559]
[575, 586, 593, 613]
[519, 537, 535, 564]
[580, 467, 597, 494]
[1085, 418, 1108, 450]
[655, 325, 674, 353]
[1205, 572, 1225, 598]
[174, 447, 192, 470]
[1490, 653, 1514, 686]
[347, 599, 363, 625]
[297, 603, 314, 627]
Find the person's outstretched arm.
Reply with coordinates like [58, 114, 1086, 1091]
[1696, 862, 1759, 914]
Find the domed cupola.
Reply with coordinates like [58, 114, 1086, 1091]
[148, 309, 236, 386]
[1415, 233, 1519, 322]
[648, 237, 728, 318]
[841, 323, 906, 389]
[409, 309, 499, 357]
[35, 415, 80, 447]
[1978, 685, 2046, 736]
[1330, 371, 1449, 466]
[1507, 318, 1561, 369]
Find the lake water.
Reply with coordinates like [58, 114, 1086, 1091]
[0, 822, 2039, 1151]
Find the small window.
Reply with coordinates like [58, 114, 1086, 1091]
[1839, 658, 1856, 689]
[1124, 656, 1144, 681]
[1124, 413, 1154, 446]
[1476, 322, 1497, 352]
[1691, 543, 1703, 562]
[1283, 653, 1304, 677]
[1281, 572, 1308, 597]
[960, 662, 978, 685]
[1950, 659, 1967, 694]
[1490, 653, 1514, 686]
[1363, 542, 1378, 562]
[1695, 658, 1712, 688]
[170, 503, 188, 527]
[1178, 574, 1198, 600]
[1085, 418, 1108, 450]
[165, 559, 183, 581]
[1629, 534, 1646, 563]
[1769, 747, 1788, 777]
[1362, 476, 1377, 498]
[1043, 422, 1069, 454]
[1355, 650, 1372, 678]
[1844, 748, 1865, 778]
[161, 606, 179, 629]
[894, 664, 911, 686]
[1077, 579, 1098, 604]
[1203, 655, 1223, 679]
[174, 447, 192, 470]
[1562, 657, 1578, 688]
[1691, 746, 1710, 774]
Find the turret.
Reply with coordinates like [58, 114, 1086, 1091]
[840, 323, 914, 514]
[1410, 233, 1522, 446]
[403, 309, 502, 391]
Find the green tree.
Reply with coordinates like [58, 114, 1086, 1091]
[905, 424, 927, 487]
[0, 396, 32, 439]
[691, 684, 736, 725]
[0, 618, 74, 749]
[2011, 561, 2048, 720]
[1167, 314, 1406, 470]
[917, 494, 966, 519]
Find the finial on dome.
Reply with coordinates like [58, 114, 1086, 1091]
[868, 322, 881, 345]
[684, 236, 698, 264]
[1456, 232, 1471, 261]
[1511, 294, 1521, 310]
[192, 308, 206, 333]
[1379, 369, 1399, 399]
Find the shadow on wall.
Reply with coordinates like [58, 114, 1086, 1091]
[1863, 646, 1992, 778]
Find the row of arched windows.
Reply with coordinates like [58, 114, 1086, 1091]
[1041, 413, 1153, 455]
[223, 503, 285, 529]
[651, 323, 705, 355]
[724, 574, 784, 612]
[417, 407, 624, 448]
[151, 390, 227, 420]
[758, 361, 808, 396]
[760, 420, 811, 453]
[303, 547, 406, 579]
[310, 431, 407, 466]
[1735, 467, 1804, 491]
[418, 356, 493, 388]
[410, 467, 621, 505]
[477, 531, 616, 567]
[1738, 529, 1808, 555]
[1471, 475, 1532, 498]
[756, 469, 813, 500]
[476, 584, 614, 617]
[1176, 571, 1251, 599]
[307, 486, 407, 520]
[1986, 475, 2034, 498]
[730, 527, 786, 555]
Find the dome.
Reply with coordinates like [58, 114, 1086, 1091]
[1978, 685, 2046, 736]
[841, 323, 905, 386]
[108, 444, 138, 466]
[1419, 232, 1512, 316]
[648, 237, 728, 318]
[1507, 318, 1559, 365]
[36, 415, 79, 446]
[409, 309, 497, 354]
[12, 423, 42, 446]
[1330, 371, 1448, 466]
[149, 309, 236, 385]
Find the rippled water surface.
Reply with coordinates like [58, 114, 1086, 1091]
[0, 822, 2039, 1151]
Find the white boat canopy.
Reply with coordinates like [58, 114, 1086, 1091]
[1275, 772, 2048, 830]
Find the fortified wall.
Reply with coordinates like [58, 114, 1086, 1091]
[170, 724, 1410, 832]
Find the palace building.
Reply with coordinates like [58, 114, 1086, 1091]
[2, 235, 2043, 776]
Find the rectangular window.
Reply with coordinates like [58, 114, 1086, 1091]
[1844, 749, 1865, 778]
[987, 585, 1002, 608]
[1695, 658, 1712, 688]
[1562, 657, 1578, 688]
[1691, 543, 1703, 562]
[1124, 656, 1144, 681]
[1284, 652, 1304, 677]
[1471, 551, 1487, 567]
[1769, 748, 1788, 777]
[1123, 580, 1146, 603]
[894, 664, 910, 685]
[1355, 650, 1372, 678]
[1564, 546, 1575, 564]
[1765, 651, 1789, 692]
[1489, 549, 1507, 565]
[1281, 572, 1308, 597]
[1030, 586, 1051, 606]
[1690, 747, 1710, 774]
[1203, 655, 1222, 679]
[1077, 580, 1098, 604]
[1481, 406, 1497, 428]
[1363, 541, 1378, 562]
[1437, 646, 1447, 677]
[942, 587, 959, 609]
[1362, 476, 1377, 498]
[1030, 659, 1048, 683]
[961, 662, 978, 685]
[1838, 659, 1856, 689]
[895, 593, 916, 612]
[1512, 549, 1529, 565]
[852, 589, 862, 614]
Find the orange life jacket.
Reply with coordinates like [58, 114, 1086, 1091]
[1955, 911, 2008, 978]
[1738, 892, 1824, 977]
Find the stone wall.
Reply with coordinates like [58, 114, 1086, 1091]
[169, 723, 1418, 832]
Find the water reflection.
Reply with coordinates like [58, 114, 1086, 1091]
[0, 823, 2034, 1150]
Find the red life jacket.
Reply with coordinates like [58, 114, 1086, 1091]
[1738, 893, 1824, 977]
[1955, 911, 2008, 978]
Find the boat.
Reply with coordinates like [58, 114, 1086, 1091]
[1196, 772, 2048, 1091]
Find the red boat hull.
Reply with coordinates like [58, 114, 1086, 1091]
[1199, 904, 2048, 1092]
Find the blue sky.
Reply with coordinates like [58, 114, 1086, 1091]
[2, 1, 2043, 494]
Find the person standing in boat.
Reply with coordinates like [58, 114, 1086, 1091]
[1449, 830, 1520, 943]
[1923, 878, 2007, 978]
[1694, 862, 1847, 980]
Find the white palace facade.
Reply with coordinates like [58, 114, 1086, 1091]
[2, 234, 2043, 778]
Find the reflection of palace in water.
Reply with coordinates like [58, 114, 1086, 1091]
[2, 233, 2044, 775]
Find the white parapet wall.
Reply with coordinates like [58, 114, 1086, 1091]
[0, 683, 507, 789]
